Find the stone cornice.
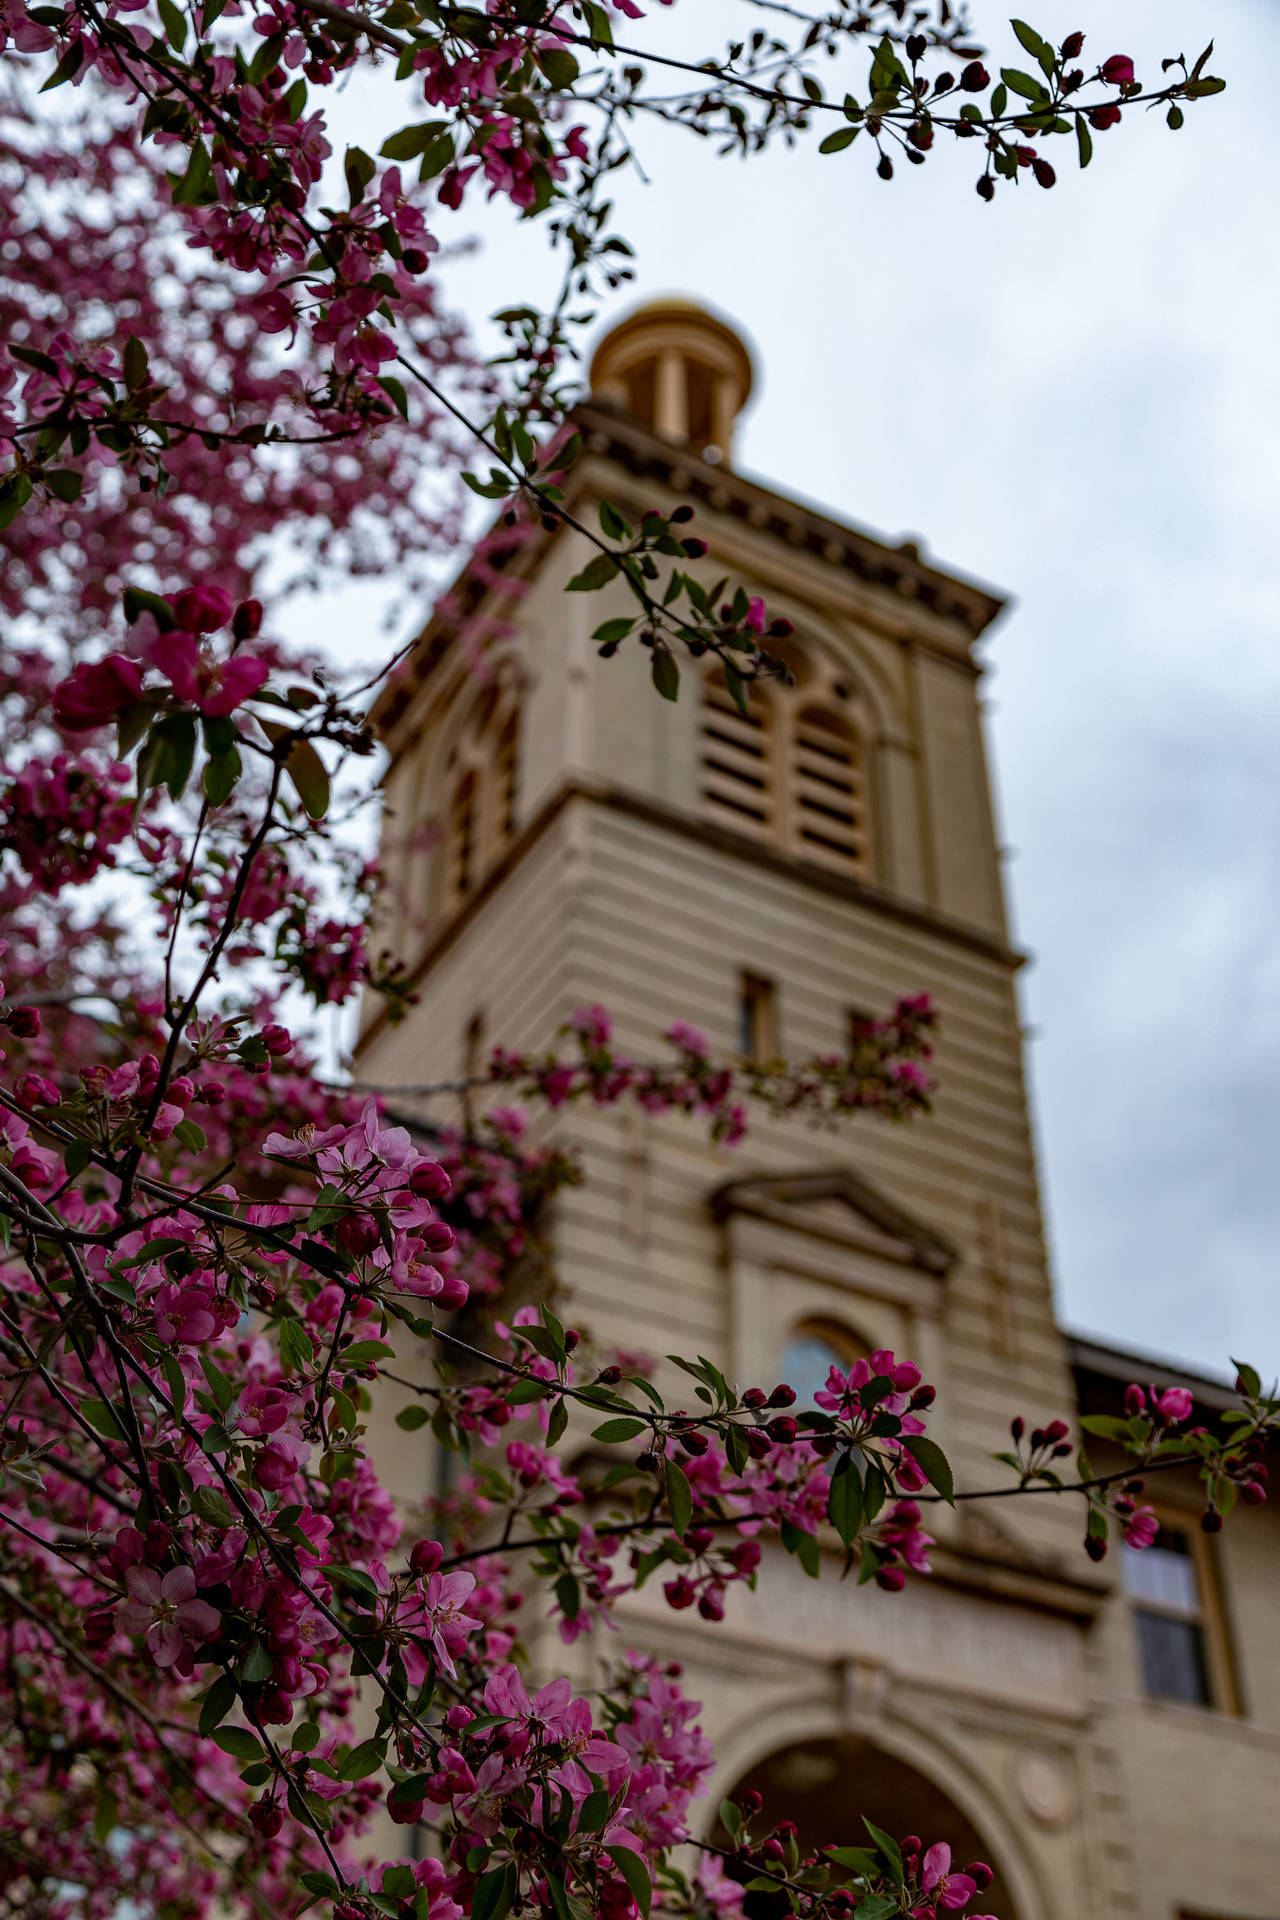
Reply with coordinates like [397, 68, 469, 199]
[370, 401, 1009, 749]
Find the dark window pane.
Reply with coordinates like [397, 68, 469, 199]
[1135, 1608, 1211, 1705]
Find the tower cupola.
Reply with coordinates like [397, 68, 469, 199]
[588, 299, 754, 464]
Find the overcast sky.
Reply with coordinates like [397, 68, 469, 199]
[284, 1, 1280, 1378]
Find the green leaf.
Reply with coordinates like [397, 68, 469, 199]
[863, 1821, 902, 1884]
[203, 747, 241, 807]
[899, 1434, 954, 1504]
[396, 1403, 430, 1431]
[174, 1118, 207, 1153]
[538, 45, 579, 88]
[1183, 75, 1225, 97]
[339, 1738, 387, 1781]
[1166, 105, 1184, 129]
[377, 375, 410, 421]
[607, 1846, 652, 1920]
[719, 1799, 741, 1840]
[122, 585, 176, 631]
[593, 616, 635, 646]
[1000, 66, 1047, 101]
[855, 1899, 897, 1920]
[242, 1640, 273, 1684]
[819, 125, 860, 154]
[1010, 19, 1050, 62]
[1078, 1414, 1129, 1439]
[0, 472, 34, 531]
[156, 0, 187, 50]
[45, 469, 83, 503]
[40, 36, 84, 88]
[1232, 1358, 1261, 1399]
[341, 1340, 395, 1366]
[592, 1417, 646, 1443]
[472, 1865, 516, 1920]
[93, 1785, 119, 1843]
[279, 1316, 315, 1375]
[198, 1672, 238, 1735]
[344, 144, 376, 206]
[282, 736, 330, 819]
[152, 713, 198, 801]
[651, 648, 680, 702]
[827, 1454, 864, 1546]
[192, 1485, 235, 1527]
[781, 1518, 821, 1578]
[546, 1394, 569, 1447]
[554, 1571, 581, 1621]
[666, 1459, 693, 1537]
[214, 1726, 262, 1764]
[1075, 114, 1093, 168]
[990, 82, 1008, 116]
[566, 552, 621, 592]
[826, 1847, 879, 1874]
[64, 1137, 91, 1179]
[81, 1399, 127, 1442]
[380, 120, 445, 160]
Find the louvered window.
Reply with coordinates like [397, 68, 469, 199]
[445, 770, 476, 908]
[700, 657, 873, 879]
[700, 676, 774, 838]
[494, 710, 519, 844]
[794, 706, 869, 876]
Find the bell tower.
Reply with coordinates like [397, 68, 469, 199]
[588, 298, 754, 462]
[357, 300, 1134, 1919]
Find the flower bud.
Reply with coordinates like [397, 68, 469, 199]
[967, 1862, 994, 1891]
[874, 1565, 906, 1592]
[670, 504, 695, 523]
[742, 1790, 763, 1814]
[960, 60, 989, 90]
[1123, 1384, 1147, 1416]
[410, 1538, 443, 1576]
[1084, 1533, 1108, 1562]
[402, 248, 430, 274]
[681, 538, 708, 559]
[1201, 1509, 1223, 1533]
[1241, 1480, 1268, 1506]
[697, 1589, 725, 1621]
[232, 599, 264, 641]
[408, 1160, 451, 1197]
[249, 1799, 284, 1838]
[261, 1024, 293, 1056]
[1010, 1416, 1025, 1443]
[336, 1213, 381, 1257]
[976, 174, 995, 201]
[1100, 53, 1135, 86]
[768, 1384, 797, 1408]
[876, 153, 893, 181]
[1045, 1419, 1070, 1444]
[4, 1005, 41, 1039]
[766, 1416, 798, 1444]
[767, 617, 795, 639]
[173, 583, 233, 633]
[741, 1388, 767, 1410]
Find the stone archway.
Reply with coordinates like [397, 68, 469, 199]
[715, 1733, 1029, 1920]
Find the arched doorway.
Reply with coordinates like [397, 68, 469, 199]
[718, 1736, 1020, 1920]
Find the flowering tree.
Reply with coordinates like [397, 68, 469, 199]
[0, 3, 1264, 1919]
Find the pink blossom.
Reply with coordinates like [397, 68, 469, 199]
[52, 656, 145, 731]
[921, 1843, 978, 1910]
[1124, 1506, 1160, 1550]
[115, 1565, 221, 1668]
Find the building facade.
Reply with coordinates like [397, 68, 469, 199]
[356, 303, 1280, 1920]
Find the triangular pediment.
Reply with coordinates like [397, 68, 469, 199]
[711, 1168, 956, 1277]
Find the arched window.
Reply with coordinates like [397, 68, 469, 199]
[444, 769, 477, 910]
[436, 670, 522, 916]
[700, 674, 776, 839]
[780, 1318, 870, 1409]
[700, 644, 873, 878]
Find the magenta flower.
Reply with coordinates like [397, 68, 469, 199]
[920, 1843, 977, 1910]
[52, 655, 145, 731]
[1100, 54, 1135, 85]
[1124, 1506, 1160, 1550]
[1151, 1386, 1193, 1424]
[172, 582, 234, 633]
[115, 1565, 220, 1668]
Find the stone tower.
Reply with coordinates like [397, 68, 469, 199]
[357, 301, 1267, 1920]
